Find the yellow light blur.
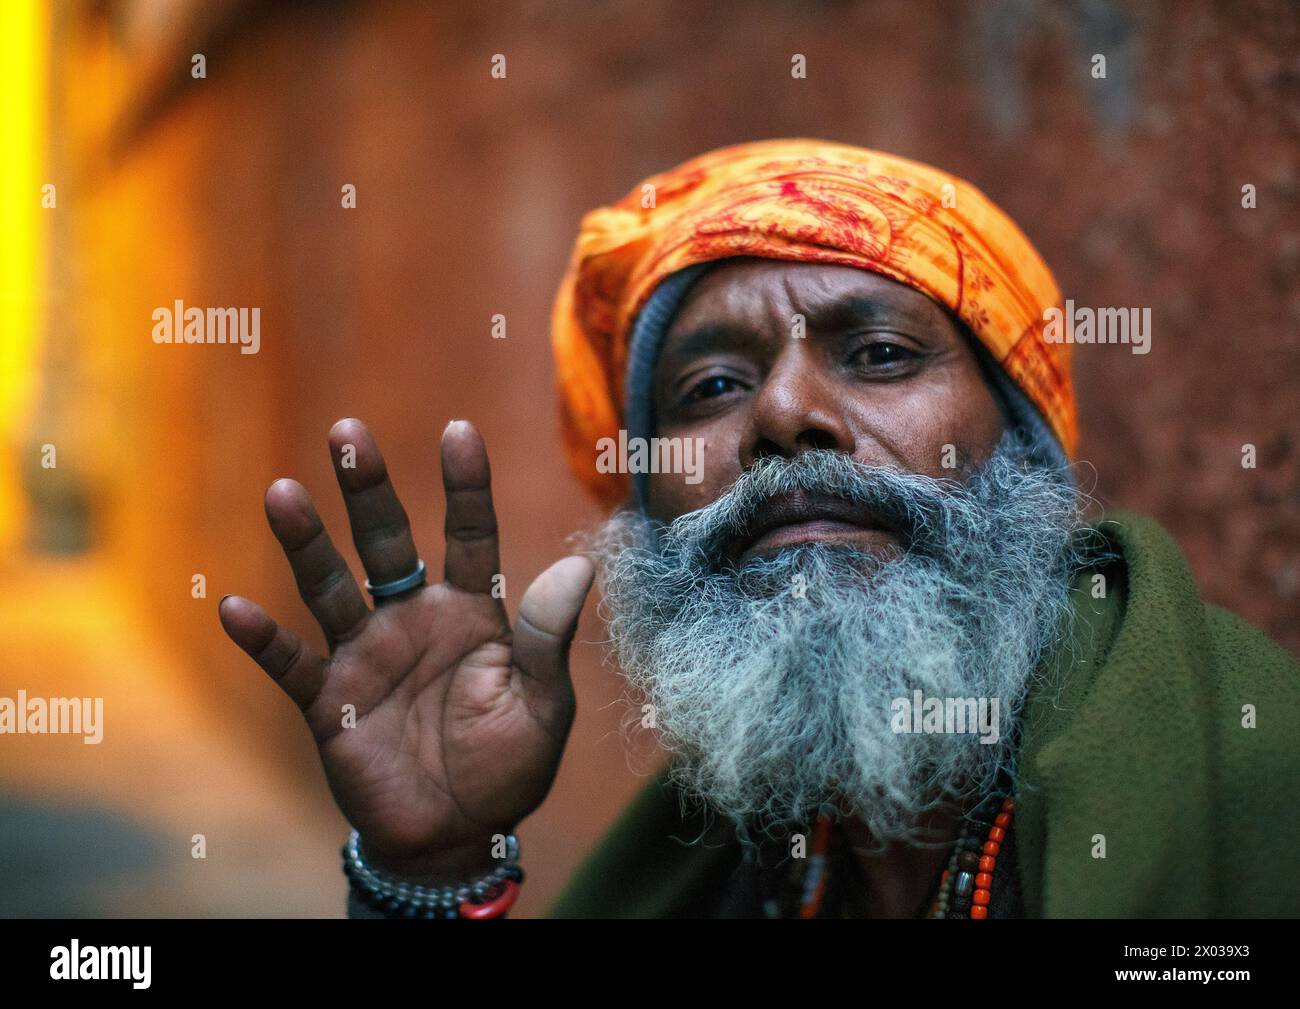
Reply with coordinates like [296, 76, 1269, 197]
[0, 1, 48, 548]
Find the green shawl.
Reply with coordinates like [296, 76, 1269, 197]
[548, 512, 1300, 918]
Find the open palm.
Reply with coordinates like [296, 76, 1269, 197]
[219, 418, 593, 881]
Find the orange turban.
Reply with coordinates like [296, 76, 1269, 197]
[551, 138, 1073, 509]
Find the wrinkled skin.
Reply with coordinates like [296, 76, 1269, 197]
[647, 258, 1004, 533]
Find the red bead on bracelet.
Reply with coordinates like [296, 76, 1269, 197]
[459, 879, 520, 919]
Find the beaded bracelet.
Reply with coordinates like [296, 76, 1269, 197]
[342, 830, 523, 919]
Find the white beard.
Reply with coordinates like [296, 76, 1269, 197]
[591, 434, 1085, 842]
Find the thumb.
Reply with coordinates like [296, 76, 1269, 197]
[511, 554, 595, 691]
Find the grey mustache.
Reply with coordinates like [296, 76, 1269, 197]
[668, 451, 957, 563]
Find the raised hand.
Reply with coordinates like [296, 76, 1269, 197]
[218, 418, 593, 882]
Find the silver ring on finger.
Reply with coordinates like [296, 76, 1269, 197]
[365, 559, 427, 601]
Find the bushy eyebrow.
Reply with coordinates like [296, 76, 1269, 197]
[659, 322, 756, 365]
[811, 295, 937, 332]
[661, 292, 943, 367]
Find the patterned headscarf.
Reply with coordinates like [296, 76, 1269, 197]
[551, 138, 1073, 509]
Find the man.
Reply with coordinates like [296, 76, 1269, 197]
[219, 139, 1299, 918]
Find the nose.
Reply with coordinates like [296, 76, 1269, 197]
[739, 344, 855, 469]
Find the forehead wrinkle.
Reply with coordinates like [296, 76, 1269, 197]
[783, 274, 953, 335]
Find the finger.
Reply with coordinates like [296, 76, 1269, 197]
[441, 420, 503, 599]
[512, 555, 595, 692]
[328, 418, 423, 592]
[218, 595, 327, 711]
[264, 478, 371, 646]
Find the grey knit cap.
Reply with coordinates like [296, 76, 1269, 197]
[623, 261, 1069, 510]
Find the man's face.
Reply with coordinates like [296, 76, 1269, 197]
[596, 257, 1081, 836]
[647, 259, 1006, 529]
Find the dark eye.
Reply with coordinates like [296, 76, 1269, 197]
[854, 341, 918, 367]
[682, 374, 743, 404]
